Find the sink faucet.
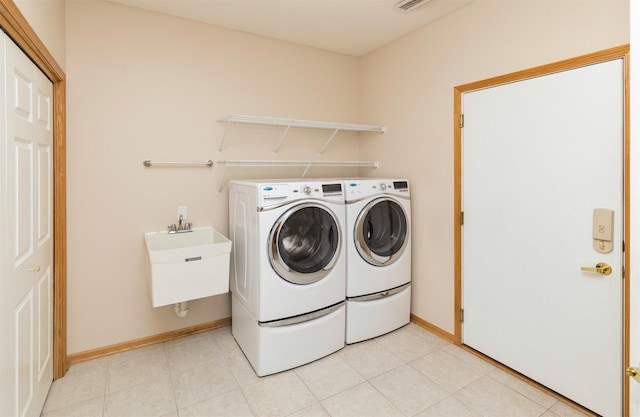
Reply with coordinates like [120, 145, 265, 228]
[168, 214, 192, 234]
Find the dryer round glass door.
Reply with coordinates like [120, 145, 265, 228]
[269, 203, 341, 284]
[355, 198, 409, 266]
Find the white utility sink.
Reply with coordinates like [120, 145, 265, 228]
[144, 227, 232, 307]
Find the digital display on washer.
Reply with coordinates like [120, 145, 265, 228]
[322, 183, 342, 194]
[393, 181, 409, 191]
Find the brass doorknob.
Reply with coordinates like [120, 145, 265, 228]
[627, 367, 640, 383]
[27, 266, 41, 272]
[580, 262, 612, 276]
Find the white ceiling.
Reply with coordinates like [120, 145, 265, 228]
[107, 0, 475, 56]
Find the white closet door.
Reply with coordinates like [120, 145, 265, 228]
[462, 59, 624, 416]
[0, 32, 54, 417]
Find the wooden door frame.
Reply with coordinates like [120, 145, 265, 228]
[0, 0, 68, 378]
[454, 45, 630, 415]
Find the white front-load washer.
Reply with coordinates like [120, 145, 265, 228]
[343, 178, 411, 343]
[229, 179, 346, 376]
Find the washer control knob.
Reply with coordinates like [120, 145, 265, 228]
[303, 186, 312, 195]
[380, 183, 387, 191]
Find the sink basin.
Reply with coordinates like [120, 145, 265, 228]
[144, 227, 232, 307]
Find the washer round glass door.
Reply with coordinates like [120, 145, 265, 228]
[355, 197, 409, 266]
[269, 203, 341, 284]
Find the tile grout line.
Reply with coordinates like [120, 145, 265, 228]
[101, 358, 109, 417]
[163, 341, 181, 417]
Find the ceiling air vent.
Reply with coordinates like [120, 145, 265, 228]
[393, 0, 432, 13]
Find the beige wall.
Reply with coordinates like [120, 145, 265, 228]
[360, 0, 629, 334]
[13, 0, 66, 71]
[63, 0, 630, 354]
[65, 0, 364, 354]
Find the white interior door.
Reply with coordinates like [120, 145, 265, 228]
[462, 59, 624, 416]
[0, 32, 54, 417]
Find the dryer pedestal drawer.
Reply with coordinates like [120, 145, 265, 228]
[232, 294, 345, 376]
[346, 284, 411, 344]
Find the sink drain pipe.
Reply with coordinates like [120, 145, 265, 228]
[174, 301, 189, 318]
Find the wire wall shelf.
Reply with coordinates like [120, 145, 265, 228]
[214, 159, 379, 194]
[217, 114, 386, 154]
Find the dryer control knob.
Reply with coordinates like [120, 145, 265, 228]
[380, 183, 387, 191]
[303, 186, 312, 195]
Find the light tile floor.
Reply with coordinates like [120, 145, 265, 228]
[41, 323, 589, 417]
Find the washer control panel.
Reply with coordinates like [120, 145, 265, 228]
[258, 181, 344, 207]
[291, 182, 343, 200]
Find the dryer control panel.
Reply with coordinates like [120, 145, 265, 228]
[345, 179, 410, 201]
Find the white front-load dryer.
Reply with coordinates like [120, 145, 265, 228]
[229, 179, 346, 376]
[343, 178, 411, 343]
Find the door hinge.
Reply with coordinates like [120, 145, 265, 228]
[460, 114, 464, 128]
[460, 309, 464, 322]
[622, 266, 626, 279]
[460, 212, 464, 225]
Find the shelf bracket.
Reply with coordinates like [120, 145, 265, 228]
[318, 127, 340, 155]
[301, 161, 314, 177]
[216, 162, 228, 196]
[272, 123, 293, 154]
[218, 119, 232, 153]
